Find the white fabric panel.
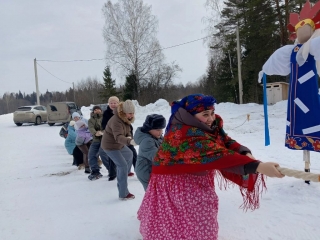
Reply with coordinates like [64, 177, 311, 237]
[258, 45, 293, 83]
[302, 125, 320, 135]
[298, 70, 315, 84]
[294, 98, 309, 113]
[309, 36, 320, 61]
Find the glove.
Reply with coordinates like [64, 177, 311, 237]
[130, 139, 138, 146]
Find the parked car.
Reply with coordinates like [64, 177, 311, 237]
[13, 105, 47, 126]
[47, 102, 82, 126]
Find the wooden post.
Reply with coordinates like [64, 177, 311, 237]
[236, 24, 243, 104]
[73, 82, 75, 102]
[303, 150, 310, 184]
[34, 58, 40, 105]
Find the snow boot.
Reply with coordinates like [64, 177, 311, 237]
[88, 170, 103, 181]
[84, 167, 91, 174]
[119, 193, 135, 200]
[78, 163, 85, 170]
[108, 176, 116, 181]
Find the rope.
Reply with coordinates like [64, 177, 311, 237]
[277, 167, 320, 182]
[230, 114, 250, 130]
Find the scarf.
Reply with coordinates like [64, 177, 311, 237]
[153, 109, 266, 210]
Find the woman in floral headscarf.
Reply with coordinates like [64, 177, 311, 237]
[137, 94, 284, 240]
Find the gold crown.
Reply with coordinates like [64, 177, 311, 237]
[294, 18, 315, 31]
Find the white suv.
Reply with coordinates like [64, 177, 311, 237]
[13, 105, 47, 126]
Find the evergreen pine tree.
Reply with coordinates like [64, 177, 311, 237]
[210, 0, 283, 103]
[123, 71, 138, 101]
[18, 90, 23, 99]
[100, 66, 118, 102]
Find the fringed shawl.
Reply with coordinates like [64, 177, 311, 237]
[152, 111, 266, 210]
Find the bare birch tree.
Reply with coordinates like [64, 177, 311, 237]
[203, 0, 224, 56]
[102, 0, 164, 93]
[3, 92, 14, 113]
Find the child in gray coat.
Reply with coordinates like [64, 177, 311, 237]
[133, 114, 166, 191]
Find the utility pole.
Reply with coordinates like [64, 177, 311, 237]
[33, 58, 40, 105]
[73, 82, 75, 102]
[236, 25, 243, 104]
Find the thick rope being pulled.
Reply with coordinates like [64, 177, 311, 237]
[277, 167, 320, 182]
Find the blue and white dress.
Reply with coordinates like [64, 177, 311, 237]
[259, 36, 320, 151]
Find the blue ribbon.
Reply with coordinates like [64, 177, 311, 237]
[263, 73, 270, 146]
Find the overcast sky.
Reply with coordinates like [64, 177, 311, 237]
[1, 0, 211, 97]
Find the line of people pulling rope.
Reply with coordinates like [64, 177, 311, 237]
[64, 93, 285, 239]
[63, 96, 166, 200]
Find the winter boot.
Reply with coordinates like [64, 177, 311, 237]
[88, 170, 103, 181]
[78, 163, 85, 170]
[108, 176, 116, 181]
[84, 167, 91, 174]
[119, 193, 135, 200]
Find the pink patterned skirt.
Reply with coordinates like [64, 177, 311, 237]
[137, 172, 219, 240]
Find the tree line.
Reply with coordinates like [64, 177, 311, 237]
[0, 66, 207, 115]
[2, 0, 318, 114]
[202, 0, 319, 103]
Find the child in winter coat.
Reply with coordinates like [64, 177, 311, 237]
[134, 114, 166, 191]
[137, 94, 284, 240]
[74, 120, 92, 173]
[64, 120, 83, 167]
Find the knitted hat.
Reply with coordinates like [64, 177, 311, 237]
[122, 100, 135, 113]
[108, 96, 120, 103]
[174, 94, 216, 115]
[72, 112, 81, 120]
[141, 114, 166, 133]
[74, 120, 87, 130]
[92, 105, 102, 112]
[69, 120, 75, 126]
[166, 94, 216, 132]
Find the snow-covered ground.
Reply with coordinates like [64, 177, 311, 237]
[1, 99, 320, 240]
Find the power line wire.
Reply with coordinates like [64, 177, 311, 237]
[36, 62, 72, 84]
[37, 35, 212, 62]
[158, 35, 211, 51]
[37, 58, 105, 62]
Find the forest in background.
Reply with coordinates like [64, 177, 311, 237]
[2, 0, 319, 115]
[0, 66, 207, 115]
